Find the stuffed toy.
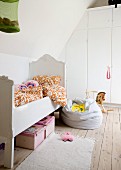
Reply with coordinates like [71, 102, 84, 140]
[14, 84, 27, 92]
[61, 132, 74, 142]
[24, 80, 39, 88]
[96, 92, 107, 113]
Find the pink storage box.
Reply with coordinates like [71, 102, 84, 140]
[36, 116, 55, 138]
[16, 124, 45, 150]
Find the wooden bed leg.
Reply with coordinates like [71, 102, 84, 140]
[58, 107, 62, 120]
[4, 137, 14, 169]
[53, 107, 62, 119]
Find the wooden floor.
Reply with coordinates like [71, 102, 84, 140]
[0, 106, 121, 170]
[55, 106, 121, 170]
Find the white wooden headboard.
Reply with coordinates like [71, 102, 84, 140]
[0, 53, 66, 87]
[29, 54, 66, 87]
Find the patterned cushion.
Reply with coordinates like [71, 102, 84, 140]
[33, 75, 61, 86]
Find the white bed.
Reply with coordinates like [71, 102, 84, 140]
[0, 53, 66, 168]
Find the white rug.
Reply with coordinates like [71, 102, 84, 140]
[16, 133, 95, 170]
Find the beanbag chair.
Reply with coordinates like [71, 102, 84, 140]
[61, 98, 103, 130]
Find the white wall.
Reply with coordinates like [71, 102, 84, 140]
[0, 53, 29, 84]
[0, 0, 97, 60]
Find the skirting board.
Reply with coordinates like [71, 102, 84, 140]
[104, 102, 121, 108]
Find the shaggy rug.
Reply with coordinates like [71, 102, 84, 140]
[16, 133, 94, 170]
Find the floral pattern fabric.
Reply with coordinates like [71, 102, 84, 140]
[33, 75, 61, 86]
[46, 85, 67, 107]
[14, 75, 67, 107]
[14, 86, 43, 107]
[33, 75, 67, 107]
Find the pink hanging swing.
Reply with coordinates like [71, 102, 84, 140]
[106, 66, 111, 79]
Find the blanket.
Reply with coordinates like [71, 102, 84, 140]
[14, 76, 67, 107]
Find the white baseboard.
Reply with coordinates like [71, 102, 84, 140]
[104, 102, 121, 108]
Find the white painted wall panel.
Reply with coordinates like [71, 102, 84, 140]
[111, 28, 121, 103]
[111, 68, 121, 103]
[66, 30, 87, 99]
[112, 28, 121, 67]
[113, 6, 121, 27]
[88, 8, 112, 28]
[88, 28, 111, 102]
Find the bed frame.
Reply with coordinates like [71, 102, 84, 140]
[0, 53, 66, 168]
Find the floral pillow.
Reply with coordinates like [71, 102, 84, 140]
[33, 75, 54, 86]
[33, 75, 61, 86]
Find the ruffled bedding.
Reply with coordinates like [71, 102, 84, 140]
[14, 75, 67, 107]
[44, 85, 67, 107]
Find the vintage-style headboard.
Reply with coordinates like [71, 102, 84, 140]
[0, 53, 66, 87]
[29, 54, 66, 87]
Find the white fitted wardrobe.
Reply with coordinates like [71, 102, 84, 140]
[66, 5, 121, 104]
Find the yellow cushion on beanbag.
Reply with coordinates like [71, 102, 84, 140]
[71, 103, 85, 112]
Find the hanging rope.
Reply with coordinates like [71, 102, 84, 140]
[106, 66, 111, 79]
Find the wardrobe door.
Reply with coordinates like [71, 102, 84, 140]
[66, 30, 87, 99]
[88, 28, 111, 102]
[88, 8, 112, 29]
[111, 28, 121, 103]
[113, 6, 121, 27]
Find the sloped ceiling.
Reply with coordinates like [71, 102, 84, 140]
[0, 0, 98, 60]
[92, 0, 108, 7]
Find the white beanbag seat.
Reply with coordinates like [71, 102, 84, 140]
[61, 98, 103, 129]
